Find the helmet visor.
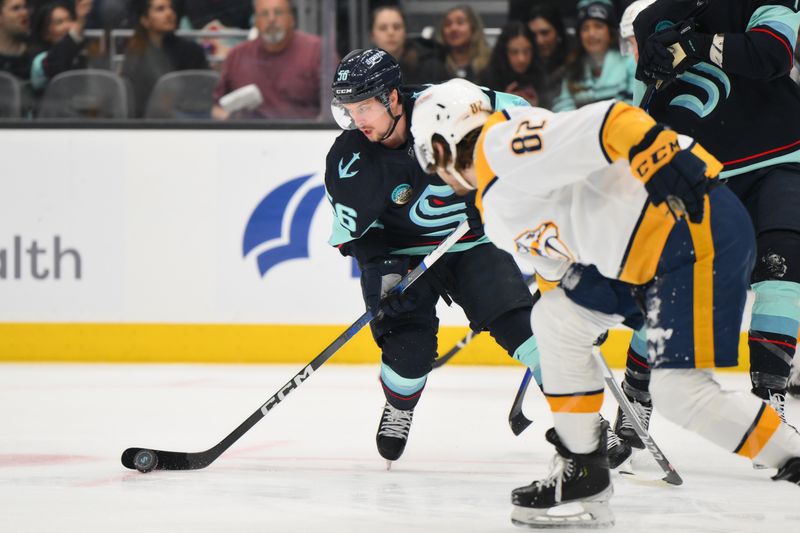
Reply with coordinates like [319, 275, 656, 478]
[330, 97, 388, 131]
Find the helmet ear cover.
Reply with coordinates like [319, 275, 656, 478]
[410, 79, 492, 189]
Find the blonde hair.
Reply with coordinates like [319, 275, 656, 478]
[437, 5, 491, 76]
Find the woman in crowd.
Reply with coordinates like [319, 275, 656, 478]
[30, 0, 95, 92]
[369, 5, 446, 84]
[121, 0, 208, 117]
[525, 4, 569, 105]
[551, 0, 634, 112]
[478, 21, 545, 107]
[436, 4, 490, 82]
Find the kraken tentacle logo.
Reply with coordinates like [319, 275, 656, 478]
[669, 62, 730, 118]
[242, 174, 325, 277]
[515, 222, 574, 262]
[409, 184, 467, 231]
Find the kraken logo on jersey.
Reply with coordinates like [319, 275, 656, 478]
[338, 152, 360, 178]
[409, 184, 468, 231]
[669, 62, 730, 118]
[514, 222, 575, 262]
[391, 184, 413, 205]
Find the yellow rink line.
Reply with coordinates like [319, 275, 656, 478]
[0, 324, 751, 370]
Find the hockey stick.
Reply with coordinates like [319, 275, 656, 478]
[509, 367, 538, 435]
[592, 345, 683, 486]
[433, 276, 538, 369]
[121, 221, 470, 473]
[432, 330, 478, 369]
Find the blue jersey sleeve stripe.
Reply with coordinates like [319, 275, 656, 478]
[747, 5, 800, 48]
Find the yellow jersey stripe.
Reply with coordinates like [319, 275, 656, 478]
[688, 195, 716, 368]
[475, 110, 511, 216]
[735, 404, 782, 459]
[535, 273, 560, 293]
[545, 390, 604, 413]
[618, 203, 676, 285]
[600, 102, 657, 162]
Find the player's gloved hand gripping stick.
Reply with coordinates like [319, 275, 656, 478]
[121, 221, 470, 473]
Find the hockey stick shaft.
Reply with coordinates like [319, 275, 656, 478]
[592, 346, 683, 486]
[121, 222, 470, 472]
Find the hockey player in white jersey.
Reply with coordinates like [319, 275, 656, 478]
[410, 78, 800, 528]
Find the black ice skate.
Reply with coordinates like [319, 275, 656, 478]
[604, 417, 632, 470]
[376, 401, 414, 466]
[511, 425, 614, 529]
[772, 458, 800, 485]
[613, 396, 652, 449]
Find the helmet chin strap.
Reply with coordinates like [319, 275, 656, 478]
[379, 108, 404, 141]
[378, 89, 403, 142]
[446, 162, 476, 191]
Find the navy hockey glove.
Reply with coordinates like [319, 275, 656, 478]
[645, 150, 709, 224]
[629, 125, 710, 224]
[637, 21, 715, 83]
[360, 257, 417, 318]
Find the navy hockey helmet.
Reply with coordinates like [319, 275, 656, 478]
[331, 48, 403, 133]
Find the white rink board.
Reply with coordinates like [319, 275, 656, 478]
[0, 129, 475, 325]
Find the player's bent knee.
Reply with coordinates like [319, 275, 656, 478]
[650, 368, 720, 428]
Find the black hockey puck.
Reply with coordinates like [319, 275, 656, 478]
[133, 449, 158, 473]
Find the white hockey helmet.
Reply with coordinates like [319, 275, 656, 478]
[620, 0, 655, 40]
[411, 79, 492, 190]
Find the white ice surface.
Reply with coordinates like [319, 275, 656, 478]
[1, 364, 798, 532]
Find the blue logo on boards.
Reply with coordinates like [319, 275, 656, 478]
[242, 174, 326, 277]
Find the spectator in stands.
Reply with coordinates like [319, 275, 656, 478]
[30, 0, 95, 92]
[212, 0, 331, 119]
[122, 0, 208, 117]
[436, 4, 490, 82]
[369, 5, 446, 84]
[526, 5, 570, 108]
[479, 21, 545, 107]
[551, 0, 634, 112]
[0, 0, 35, 79]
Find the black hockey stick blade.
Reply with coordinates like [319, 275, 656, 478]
[121, 222, 470, 472]
[509, 368, 534, 435]
[592, 346, 683, 486]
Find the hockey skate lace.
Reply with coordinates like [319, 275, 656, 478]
[378, 407, 413, 439]
[620, 401, 652, 433]
[768, 391, 787, 424]
[606, 425, 623, 450]
[534, 454, 574, 503]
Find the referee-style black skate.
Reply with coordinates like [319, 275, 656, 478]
[376, 401, 414, 463]
[613, 395, 652, 449]
[511, 424, 614, 529]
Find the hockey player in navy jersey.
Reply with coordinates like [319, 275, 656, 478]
[607, 0, 800, 468]
[324, 49, 540, 465]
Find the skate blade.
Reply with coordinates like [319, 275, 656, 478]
[511, 501, 614, 529]
[385, 460, 393, 471]
[511, 488, 614, 529]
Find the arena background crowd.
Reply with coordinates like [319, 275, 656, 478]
[0, 0, 798, 121]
